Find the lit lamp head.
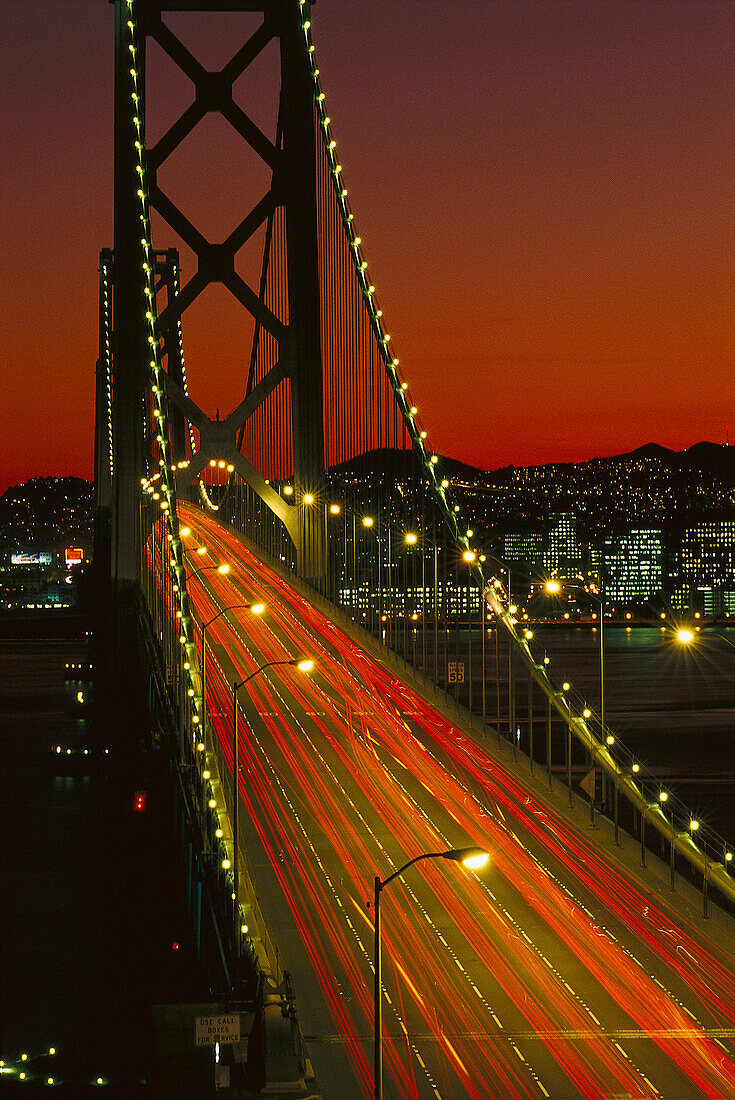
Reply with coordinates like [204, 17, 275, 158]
[362, 516, 374, 528]
[442, 846, 490, 871]
[463, 549, 477, 563]
[250, 603, 265, 615]
[217, 563, 230, 575]
[545, 579, 561, 595]
[677, 628, 695, 644]
[295, 658, 314, 673]
[405, 532, 418, 545]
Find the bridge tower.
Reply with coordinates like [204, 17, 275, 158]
[108, 0, 325, 588]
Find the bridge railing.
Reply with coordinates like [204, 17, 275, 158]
[483, 584, 735, 919]
[139, 509, 266, 1000]
[141, 509, 312, 1011]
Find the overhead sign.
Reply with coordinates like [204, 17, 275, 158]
[195, 1014, 240, 1047]
[11, 552, 52, 566]
[65, 548, 84, 568]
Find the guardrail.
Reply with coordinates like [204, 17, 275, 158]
[483, 583, 735, 918]
[139, 538, 310, 1087]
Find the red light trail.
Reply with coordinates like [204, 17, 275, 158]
[151, 504, 735, 1099]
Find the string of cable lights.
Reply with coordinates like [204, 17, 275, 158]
[123, 0, 204, 755]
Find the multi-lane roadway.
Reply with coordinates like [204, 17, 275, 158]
[168, 503, 735, 1099]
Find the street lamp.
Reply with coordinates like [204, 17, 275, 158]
[544, 577, 605, 728]
[187, 559, 231, 582]
[674, 625, 735, 652]
[545, 578, 606, 814]
[403, 533, 420, 664]
[351, 515, 376, 628]
[200, 602, 265, 743]
[231, 657, 314, 989]
[372, 845, 489, 1100]
[324, 502, 342, 602]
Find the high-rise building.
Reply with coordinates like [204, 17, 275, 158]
[502, 531, 543, 568]
[680, 519, 735, 587]
[543, 513, 581, 575]
[676, 518, 735, 613]
[602, 529, 663, 605]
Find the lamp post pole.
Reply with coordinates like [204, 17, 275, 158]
[527, 659, 534, 776]
[231, 658, 314, 992]
[509, 640, 516, 761]
[232, 677, 244, 991]
[201, 603, 259, 745]
[373, 873, 383, 1100]
[506, 569, 512, 747]
[545, 690, 552, 788]
[372, 846, 488, 1100]
[593, 595, 605, 826]
[545, 578, 605, 731]
[598, 587, 605, 737]
[495, 623, 501, 747]
[545, 578, 605, 814]
[378, 527, 383, 641]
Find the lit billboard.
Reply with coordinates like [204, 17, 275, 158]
[11, 552, 52, 566]
[65, 548, 84, 568]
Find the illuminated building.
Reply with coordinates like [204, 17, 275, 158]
[601, 529, 663, 604]
[676, 517, 735, 614]
[543, 513, 581, 575]
[502, 531, 543, 569]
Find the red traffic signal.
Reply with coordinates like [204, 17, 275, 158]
[133, 790, 147, 813]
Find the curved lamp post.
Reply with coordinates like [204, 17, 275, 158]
[373, 845, 489, 1100]
[189, 560, 230, 581]
[231, 657, 314, 989]
[200, 602, 265, 740]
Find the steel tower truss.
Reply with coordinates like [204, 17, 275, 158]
[112, 0, 324, 582]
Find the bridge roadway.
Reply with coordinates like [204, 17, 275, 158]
[172, 504, 735, 1099]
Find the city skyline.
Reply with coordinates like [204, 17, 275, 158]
[3, 1, 735, 494]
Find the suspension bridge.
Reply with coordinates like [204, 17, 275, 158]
[93, 3, 735, 1097]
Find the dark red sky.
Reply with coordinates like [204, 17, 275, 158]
[2, 1, 735, 493]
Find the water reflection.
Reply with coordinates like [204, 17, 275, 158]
[512, 625, 735, 837]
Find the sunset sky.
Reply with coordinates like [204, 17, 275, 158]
[2, 1, 735, 493]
